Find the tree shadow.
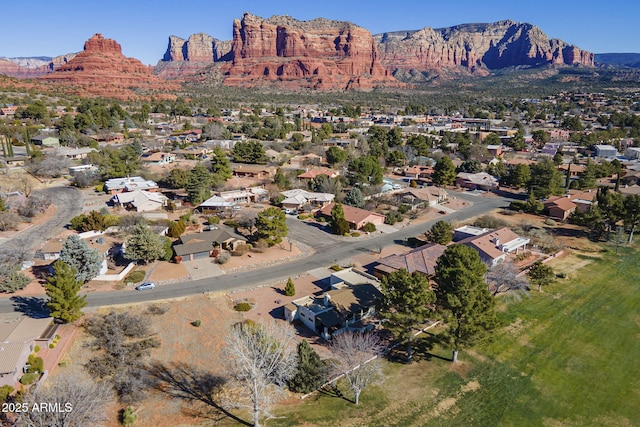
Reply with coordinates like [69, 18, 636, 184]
[10, 296, 50, 318]
[412, 333, 453, 362]
[317, 384, 353, 403]
[147, 361, 251, 426]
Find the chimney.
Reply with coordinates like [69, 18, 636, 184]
[323, 293, 331, 307]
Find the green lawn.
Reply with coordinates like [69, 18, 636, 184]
[270, 246, 640, 427]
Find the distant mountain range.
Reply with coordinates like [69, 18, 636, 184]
[2, 13, 633, 94]
[594, 53, 640, 68]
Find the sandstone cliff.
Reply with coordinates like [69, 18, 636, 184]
[39, 34, 178, 99]
[158, 13, 402, 90]
[0, 53, 77, 78]
[375, 20, 594, 78]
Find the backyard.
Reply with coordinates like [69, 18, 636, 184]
[270, 243, 640, 427]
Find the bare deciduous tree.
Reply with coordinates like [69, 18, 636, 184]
[329, 331, 382, 405]
[17, 371, 114, 427]
[485, 262, 529, 297]
[223, 320, 297, 427]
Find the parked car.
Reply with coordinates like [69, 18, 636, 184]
[135, 282, 156, 291]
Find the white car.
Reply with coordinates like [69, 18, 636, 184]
[135, 282, 156, 291]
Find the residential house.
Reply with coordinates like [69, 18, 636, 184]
[68, 164, 98, 175]
[396, 187, 447, 208]
[112, 190, 168, 212]
[172, 227, 247, 262]
[56, 147, 96, 159]
[30, 135, 59, 147]
[219, 186, 269, 204]
[0, 317, 59, 387]
[141, 152, 175, 166]
[543, 190, 595, 220]
[288, 153, 323, 169]
[594, 144, 618, 159]
[280, 189, 335, 212]
[373, 243, 447, 279]
[558, 163, 586, 178]
[459, 227, 530, 266]
[403, 165, 433, 180]
[0, 106, 18, 116]
[104, 176, 159, 194]
[198, 196, 237, 215]
[296, 169, 339, 180]
[453, 225, 490, 242]
[455, 172, 499, 191]
[284, 268, 382, 339]
[486, 144, 503, 157]
[233, 164, 277, 180]
[624, 147, 640, 160]
[317, 203, 386, 230]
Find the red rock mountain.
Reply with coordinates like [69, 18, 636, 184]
[39, 34, 178, 99]
[159, 16, 594, 85]
[158, 13, 403, 90]
[0, 54, 77, 78]
[374, 21, 594, 79]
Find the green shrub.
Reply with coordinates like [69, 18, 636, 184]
[351, 232, 361, 237]
[191, 320, 201, 327]
[215, 252, 231, 264]
[0, 385, 14, 401]
[27, 355, 44, 373]
[49, 343, 55, 349]
[509, 200, 527, 211]
[385, 211, 404, 225]
[125, 270, 146, 284]
[234, 302, 252, 312]
[95, 183, 104, 193]
[55, 334, 61, 340]
[34, 345, 40, 353]
[398, 204, 410, 214]
[284, 278, 296, 297]
[544, 218, 557, 226]
[208, 216, 220, 225]
[317, 217, 326, 223]
[329, 264, 343, 271]
[19, 373, 39, 385]
[362, 222, 376, 233]
[121, 405, 138, 426]
[167, 220, 186, 238]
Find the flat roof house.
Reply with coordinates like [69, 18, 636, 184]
[284, 268, 382, 339]
[0, 317, 59, 387]
[459, 227, 530, 266]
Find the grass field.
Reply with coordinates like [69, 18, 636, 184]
[270, 245, 640, 427]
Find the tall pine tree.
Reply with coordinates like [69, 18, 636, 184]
[288, 340, 327, 393]
[434, 245, 497, 363]
[46, 261, 87, 323]
[379, 269, 435, 363]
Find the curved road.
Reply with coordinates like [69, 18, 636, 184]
[0, 191, 510, 314]
[0, 186, 83, 253]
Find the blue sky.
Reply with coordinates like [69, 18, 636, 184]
[1, 0, 638, 65]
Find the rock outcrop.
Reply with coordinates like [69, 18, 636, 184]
[39, 34, 178, 99]
[158, 13, 403, 90]
[375, 21, 594, 78]
[0, 54, 77, 78]
[223, 13, 401, 90]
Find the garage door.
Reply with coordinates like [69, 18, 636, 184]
[192, 251, 210, 260]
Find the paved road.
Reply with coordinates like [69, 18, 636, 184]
[0, 186, 83, 253]
[0, 191, 509, 314]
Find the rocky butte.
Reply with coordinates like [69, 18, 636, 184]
[374, 20, 594, 79]
[39, 33, 179, 99]
[157, 13, 403, 90]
